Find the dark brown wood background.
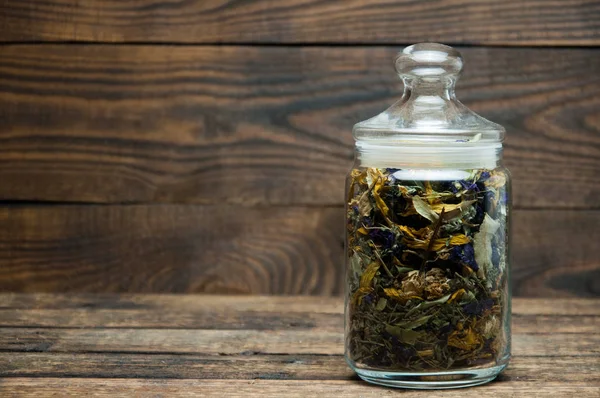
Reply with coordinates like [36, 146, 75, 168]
[0, 0, 598, 297]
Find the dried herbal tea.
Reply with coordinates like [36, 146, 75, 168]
[345, 167, 510, 371]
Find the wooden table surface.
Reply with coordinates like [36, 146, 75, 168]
[0, 295, 598, 397]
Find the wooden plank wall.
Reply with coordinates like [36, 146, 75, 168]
[0, 0, 598, 296]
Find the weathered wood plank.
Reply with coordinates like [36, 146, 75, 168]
[0, 309, 596, 334]
[0, 303, 597, 334]
[0, 207, 598, 296]
[0, 296, 597, 395]
[0, 294, 344, 313]
[0, 328, 345, 355]
[2, 295, 597, 316]
[512, 299, 600, 316]
[0, 328, 597, 357]
[0, 0, 598, 45]
[1, 379, 598, 397]
[0, 46, 598, 208]
[0, 205, 343, 295]
[0, 354, 597, 383]
[511, 211, 600, 298]
[0, 308, 345, 331]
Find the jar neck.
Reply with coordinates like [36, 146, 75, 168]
[403, 78, 455, 99]
[355, 141, 503, 170]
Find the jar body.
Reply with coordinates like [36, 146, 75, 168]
[344, 161, 511, 389]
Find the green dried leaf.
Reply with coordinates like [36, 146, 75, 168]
[349, 253, 362, 280]
[460, 290, 477, 305]
[431, 318, 449, 329]
[384, 325, 422, 345]
[395, 266, 414, 274]
[441, 199, 477, 221]
[393, 314, 433, 330]
[375, 298, 387, 311]
[412, 195, 439, 223]
[405, 293, 452, 317]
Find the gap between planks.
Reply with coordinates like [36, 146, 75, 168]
[1, 295, 598, 315]
[0, 379, 598, 397]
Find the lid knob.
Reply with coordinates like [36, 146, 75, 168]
[395, 43, 463, 85]
[353, 42, 505, 145]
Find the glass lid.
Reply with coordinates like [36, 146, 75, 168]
[353, 43, 505, 145]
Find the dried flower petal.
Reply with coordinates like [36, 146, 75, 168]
[484, 170, 507, 189]
[463, 298, 494, 316]
[369, 229, 396, 250]
[360, 261, 380, 289]
[448, 327, 483, 351]
[402, 270, 424, 297]
[424, 268, 450, 300]
[450, 243, 479, 271]
[473, 214, 500, 278]
[448, 288, 466, 303]
[357, 192, 373, 217]
[384, 288, 422, 305]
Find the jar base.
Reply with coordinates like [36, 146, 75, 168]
[352, 363, 508, 390]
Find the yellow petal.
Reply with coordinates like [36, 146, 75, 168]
[372, 182, 389, 217]
[384, 288, 404, 300]
[398, 225, 429, 240]
[448, 328, 483, 351]
[384, 288, 422, 305]
[350, 169, 368, 185]
[450, 234, 471, 245]
[360, 261, 380, 289]
[448, 288, 466, 303]
[374, 193, 390, 217]
[352, 286, 373, 305]
[424, 181, 434, 204]
[429, 234, 470, 251]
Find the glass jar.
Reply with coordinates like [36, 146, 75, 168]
[344, 43, 511, 389]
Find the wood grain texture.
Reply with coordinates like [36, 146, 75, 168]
[511, 210, 600, 298]
[0, 0, 599, 45]
[0, 296, 598, 333]
[1, 294, 598, 315]
[1, 305, 597, 333]
[0, 354, 597, 382]
[0, 205, 343, 295]
[0, 325, 597, 357]
[0, 45, 599, 208]
[0, 295, 597, 397]
[0, 308, 345, 331]
[0, 293, 344, 313]
[3, 294, 599, 315]
[0, 206, 598, 296]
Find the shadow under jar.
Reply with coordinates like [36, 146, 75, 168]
[344, 43, 511, 389]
